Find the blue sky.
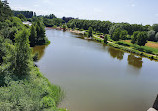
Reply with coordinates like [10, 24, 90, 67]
[8, 0, 158, 25]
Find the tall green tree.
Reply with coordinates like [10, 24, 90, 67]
[111, 28, 121, 41]
[17, 14, 27, 21]
[29, 25, 37, 47]
[88, 27, 93, 38]
[155, 32, 158, 42]
[14, 29, 33, 77]
[152, 24, 158, 32]
[136, 32, 148, 46]
[131, 31, 139, 44]
[104, 35, 108, 44]
[63, 24, 66, 31]
[120, 30, 128, 40]
[147, 30, 156, 41]
[0, 0, 12, 22]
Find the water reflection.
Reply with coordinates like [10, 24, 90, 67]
[128, 54, 143, 68]
[108, 47, 124, 60]
[32, 45, 48, 61]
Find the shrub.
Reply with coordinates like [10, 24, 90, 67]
[120, 30, 128, 40]
[147, 30, 156, 41]
[131, 31, 139, 44]
[88, 27, 93, 37]
[136, 31, 148, 46]
[111, 28, 121, 41]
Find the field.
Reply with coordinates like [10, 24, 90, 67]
[124, 40, 158, 49]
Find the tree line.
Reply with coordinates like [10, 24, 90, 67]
[13, 10, 35, 18]
[67, 19, 158, 46]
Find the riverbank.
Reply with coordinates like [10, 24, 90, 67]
[57, 28, 158, 61]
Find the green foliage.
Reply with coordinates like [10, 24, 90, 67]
[0, 2, 65, 111]
[67, 19, 112, 34]
[43, 18, 64, 27]
[88, 27, 93, 37]
[116, 41, 131, 47]
[67, 19, 148, 36]
[0, 0, 12, 22]
[14, 29, 33, 77]
[0, 68, 64, 111]
[111, 28, 121, 41]
[17, 14, 27, 21]
[152, 24, 158, 32]
[155, 32, 158, 42]
[120, 30, 128, 40]
[133, 44, 158, 55]
[13, 10, 34, 18]
[104, 35, 108, 44]
[131, 31, 139, 44]
[40, 96, 55, 108]
[29, 25, 37, 47]
[109, 24, 123, 35]
[136, 31, 148, 46]
[147, 30, 156, 41]
[63, 25, 67, 31]
[44, 14, 56, 19]
[33, 20, 50, 46]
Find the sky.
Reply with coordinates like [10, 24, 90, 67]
[8, 0, 158, 25]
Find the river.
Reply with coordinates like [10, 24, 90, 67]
[33, 28, 158, 111]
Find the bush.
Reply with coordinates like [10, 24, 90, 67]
[120, 30, 128, 40]
[131, 31, 139, 44]
[147, 30, 156, 41]
[88, 27, 93, 37]
[155, 32, 158, 42]
[136, 31, 148, 46]
[104, 35, 108, 44]
[111, 28, 121, 41]
[40, 96, 55, 108]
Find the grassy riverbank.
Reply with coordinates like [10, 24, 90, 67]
[0, 1, 67, 110]
[65, 28, 158, 61]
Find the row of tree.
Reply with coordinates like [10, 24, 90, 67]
[67, 19, 158, 46]
[13, 10, 35, 18]
[67, 19, 149, 35]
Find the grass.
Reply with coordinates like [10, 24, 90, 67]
[0, 67, 66, 111]
[124, 40, 158, 49]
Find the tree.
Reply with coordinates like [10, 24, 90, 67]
[17, 14, 27, 21]
[147, 30, 156, 41]
[63, 25, 66, 31]
[152, 24, 158, 32]
[88, 27, 93, 38]
[14, 29, 33, 77]
[13, 11, 34, 18]
[0, 0, 12, 22]
[35, 20, 49, 45]
[136, 32, 148, 46]
[131, 31, 139, 44]
[155, 32, 158, 42]
[120, 30, 128, 40]
[29, 25, 37, 47]
[104, 35, 108, 44]
[109, 24, 123, 35]
[111, 28, 121, 41]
